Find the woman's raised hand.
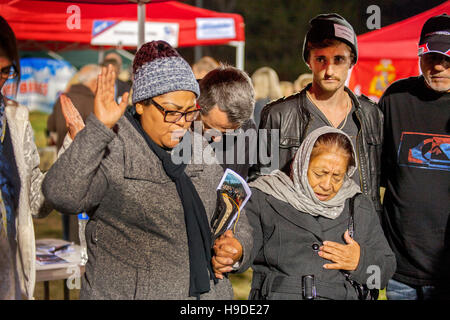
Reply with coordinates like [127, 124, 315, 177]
[60, 94, 85, 140]
[94, 64, 129, 128]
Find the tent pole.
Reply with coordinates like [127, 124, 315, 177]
[137, 1, 146, 49]
[194, 0, 204, 61]
[229, 41, 244, 70]
[47, 50, 64, 61]
[98, 48, 105, 64]
[237, 41, 244, 70]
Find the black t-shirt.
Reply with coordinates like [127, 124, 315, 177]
[379, 76, 450, 287]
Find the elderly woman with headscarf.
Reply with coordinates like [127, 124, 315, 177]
[42, 41, 252, 300]
[212, 127, 396, 300]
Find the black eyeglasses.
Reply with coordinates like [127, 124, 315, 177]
[0, 65, 18, 80]
[150, 98, 200, 123]
[202, 122, 244, 137]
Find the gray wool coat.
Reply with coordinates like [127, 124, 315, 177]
[42, 114, 253, 300]
[239, 188, 396, 300]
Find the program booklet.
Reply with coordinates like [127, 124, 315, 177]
[211, 169, 251, 240]
[36, 254, 68, 265]
[36, 240, 72, 265]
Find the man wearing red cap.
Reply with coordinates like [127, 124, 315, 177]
[379, 14, 450, 300]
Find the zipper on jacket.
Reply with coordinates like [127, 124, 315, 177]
[354, 111, 368, 195]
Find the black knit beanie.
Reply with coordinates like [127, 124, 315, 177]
[302, 13, 358, 64]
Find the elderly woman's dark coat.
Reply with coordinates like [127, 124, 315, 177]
[42, 114, 253, 299]
[239, 188, 396, 300]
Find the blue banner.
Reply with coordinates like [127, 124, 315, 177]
[3, 58, 76, 114]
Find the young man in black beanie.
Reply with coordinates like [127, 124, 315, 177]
[253, 13, 384, 216]
[379, 14, 450, 300]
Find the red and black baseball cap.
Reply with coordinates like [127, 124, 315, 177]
[418, 13, 449, 57]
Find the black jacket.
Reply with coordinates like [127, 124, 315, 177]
[215, 119, 257, 180]
[251, 86, 384, 213]
[239, 189, 396, 300]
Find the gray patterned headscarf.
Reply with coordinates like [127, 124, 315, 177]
[250, 126, 361, 219]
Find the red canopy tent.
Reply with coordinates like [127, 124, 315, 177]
[0, 0, 246, 68]
[348, 1, 450, 101]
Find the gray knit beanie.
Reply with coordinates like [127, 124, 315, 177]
[132, 41, 200, 104]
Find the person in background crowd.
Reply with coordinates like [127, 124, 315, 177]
[48, 64, 100, 151]
[294, 73, 313, 92]
[197, 65, 256, 179]
[42, 41, 253, 299]
[379, 14, 450, 300]
[102, 51, 131, 104]
[213, 127, 396, 300]
[253, 13, 383, 216]
[279, 80, 294, 97]
[251, 66, 283, 128]
[192, 55, 220, 80]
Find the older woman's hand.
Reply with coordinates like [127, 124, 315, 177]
[318, 230, 360, 271]
[60, 94, 85, 140]
[94, 64, 129, 129]
[212, 230, 243, 280]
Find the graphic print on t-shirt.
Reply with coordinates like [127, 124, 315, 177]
[397, 132, 450, 172]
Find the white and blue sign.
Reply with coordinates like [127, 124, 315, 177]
[91, 20, 179, 47]
[92, 20, 117, 37]
[196, 18, 236, 40]
[3, 58, 76, 114]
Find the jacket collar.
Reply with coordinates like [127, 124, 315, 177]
[301, 84, 363, 110]
[344, 86, 363, 111]
[265, 193, 350, 240]
[265, 194, 324, 240]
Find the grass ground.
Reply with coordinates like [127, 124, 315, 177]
[29, 110, 385, 300]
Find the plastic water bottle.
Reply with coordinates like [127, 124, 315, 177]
[78, 213, 89, 266]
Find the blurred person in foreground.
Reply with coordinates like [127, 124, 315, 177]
[0, 16, 81, 299]
[42, 41, 252, 299]
[253, 14, 383, 216]
[379, 14, 450, 300]
[212, 127, 396, 299]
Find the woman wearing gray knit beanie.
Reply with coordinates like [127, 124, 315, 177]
[42, 41, 253, 299]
